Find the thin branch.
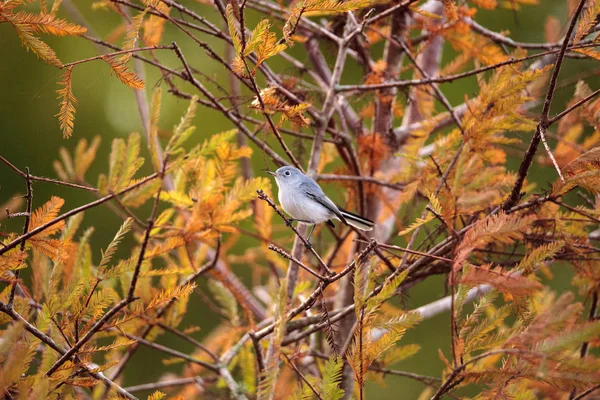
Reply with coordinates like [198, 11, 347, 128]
[0, 302, 136, 399]
[282, 353, 324, 400]
[503, 0, 587, 210]
[268, 244, 331, 281]
[127, 157, 168, 300]
[118, 330, 220, 372]
[155, 321, 219, 362]
[124, 377, 212, 393]
[548, 87, 600, 125]
[431, 349, 544, 400]
[257, 190, 332, 274]
[62, 45, 174, 67]
[0, 155, 98, 191]
[0, 173, 159, 256]
[8, 168, 32, 308]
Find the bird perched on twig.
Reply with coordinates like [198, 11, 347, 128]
[268, 166, 375, 247]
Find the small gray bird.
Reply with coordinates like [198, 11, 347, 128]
[268, 166, 375, 245]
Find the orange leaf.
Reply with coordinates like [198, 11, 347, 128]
[30, 196, 65, 236]
[102, 55, 145, 90]
[56, 66, 76, 138]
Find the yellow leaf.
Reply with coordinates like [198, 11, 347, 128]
[143, 2, 170, 46]
[3, 12, 62, 67]
[102, 55, 145, 90]
[10, 11, 86, 36]
[30, 196, 65, 235]
[120, 9, 146, 63]
[55, 66, 76, 138]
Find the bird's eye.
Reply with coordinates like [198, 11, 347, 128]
[285, 171, 291, 176]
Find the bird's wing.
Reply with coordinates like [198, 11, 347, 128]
[301, 181, 348, 225]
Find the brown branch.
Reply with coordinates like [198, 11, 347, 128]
[62, 44, 174, 67]
[124, 377, 213, 393]
[254, 240, 377, 341]
[257, 190, 332, 274]
[0, 155, 98, 191]
[355, 240, 453, 262]
[155, 321, 219, 362]
[170, 42, 288, 167]
[118, 330, 220, 372]
[127, 157, 167, 299]
[548, 86, 600, 125]
[572, 384, 600, 400]
[0, 302, 136, 399]
[8, 168, 32, 308]
[269, 244, 331, 281]
[239, 57, 303, 171]
[0, 173, 159, 256]
[282, 353, 324, 400]
[502, 0, 587, 210]
[45, 159, 167, 377]
[431, 349, 544, 400]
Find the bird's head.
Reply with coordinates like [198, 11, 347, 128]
[267, 166, 304, 186]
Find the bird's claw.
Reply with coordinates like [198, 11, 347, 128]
[304, 241, 313, 250]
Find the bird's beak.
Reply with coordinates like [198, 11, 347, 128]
[267, 171, 278, 177]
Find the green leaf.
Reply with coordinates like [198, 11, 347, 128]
[320, 357, 344, 400]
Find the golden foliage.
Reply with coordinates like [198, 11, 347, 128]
[4, 1, 600, 398]
[454, 211, 534, 271]
[2, 12, 62, 67]
[54, 136, 101, 181]
[120, 9, 146, 63]
[9, 11, 86, 36]
[144, 2, 170, 46]
[102, 55, 145, 90]
[30, 196, 65, 234]
[227, 6, 286, 76]
[250, 87, 311, 126]
[97, 133, 145, 194]
[459, 264, 542, 298]
[56, 66, 76, 138]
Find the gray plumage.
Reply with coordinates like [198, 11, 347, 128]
[268, 166, 375, 243]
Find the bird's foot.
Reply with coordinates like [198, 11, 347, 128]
[286, 218, 311, 227]
[304, 241, 313, 250]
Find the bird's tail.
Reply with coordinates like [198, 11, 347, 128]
[339, 208, 375, 231]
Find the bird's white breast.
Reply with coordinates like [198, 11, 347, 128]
[279, 187, 332, 224]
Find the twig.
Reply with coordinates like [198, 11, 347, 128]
[0, 302, 136, 399]
[354, 240, 452, 262]
[249, 331, 266, 380]
[62, 45, 174, 67]
[45, 298, 135, 376]
[430, 349, 544, 400]
[45, 160, 167, 377]
[282, 353, 324, 400]
[155, 322, 219, 362]
[548, 87, 600, 125]
[317, 175, 404, 191]
[0, 173, 160, 256]
[8, 167, 32, 308]
[503, 0, 587, 210]
[268, 244, 331, 281]
[118, 330, 219, 372]
[127, 157, 167, 300]
[124, 377, 212, 393]
[1, 155, 98, 191]
[570, 290, 599, 400]
[257, 190, 332, 274]
[572, 384, 600, 400]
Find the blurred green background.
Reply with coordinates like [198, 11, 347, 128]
[0, 0, 592, 398]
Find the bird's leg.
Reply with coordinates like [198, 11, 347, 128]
[286, 218, 311, 227]
[305, 224, 316, 249]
